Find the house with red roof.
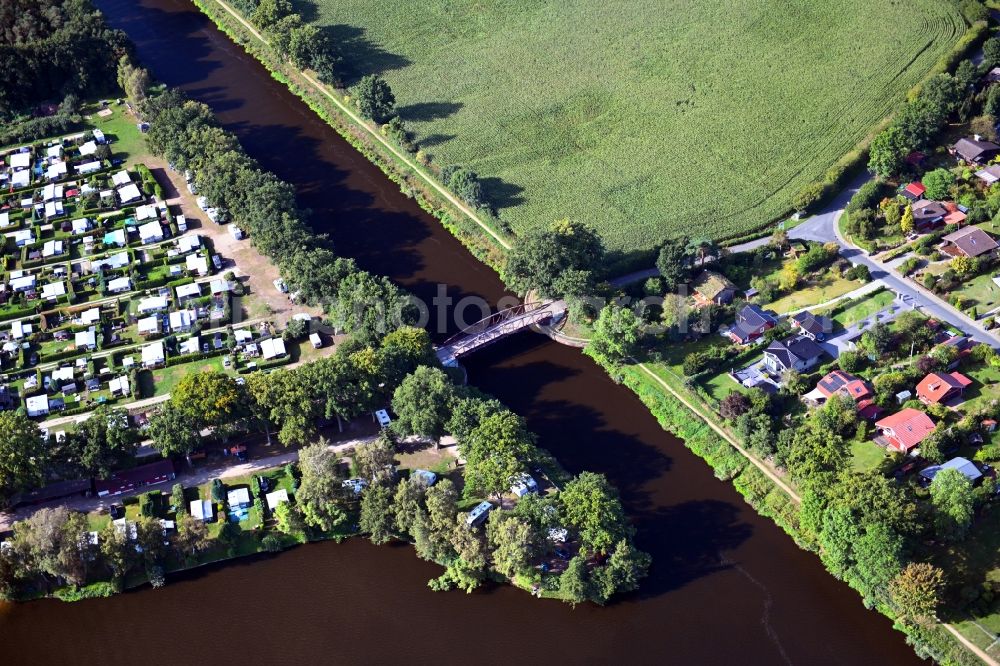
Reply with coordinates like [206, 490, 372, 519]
[902, 182, 925, 202]
[803, 369, 881, 419]
[916, 371, 973, 405]
[875, 408, 936, 454]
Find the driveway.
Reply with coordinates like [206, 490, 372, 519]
[818, 297, 909, 358]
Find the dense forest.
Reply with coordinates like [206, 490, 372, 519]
[0, 0, 130, 119]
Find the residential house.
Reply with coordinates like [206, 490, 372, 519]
[117, 183, 141, 204]
[40, 281, 65, 300]
[8, 152, 30, 169]
[791, 310, 832, 341]
[75, 327, 97, 351]
[265, 489, 289, 511]
[952, 136, 1000, 164]
[987, 66, 1000, 83]
[135, 204, 158, 222]
[179, 336, 200, 355]
[919, 457, 982, 484]
[46, 162, 67, 180]
[141, 341, 165, 368]
[175, 283, 201, 302]
[911, 199, 947, 230]
[902, 182, 925, 202]
[233, 329, 253, 347]
[91, 252, 130, 273]
[186, 254, 209, 276]
[190, 499, 213, 522]
[916, 371, 973, 405]
[71, 217, 92, 235]
[13, 229, 34, 247]
[177, 235, 201, 254]
[109, 375, 130, 397]
[111, 170, 132, 187]
[875, 408, 936, 454]
[691, 271, 737, 306]
[227, 488, 251, 509]
[975, 164, 1000, 185]
[107, 276, 131, 294]
[26, 395, 49, 418]
[42, 240, 64, 258]
[168, 309, 195, 333]
[727, 304, 778, 344]
[804, 369, 874, 406]
[103, 229, 127, 247]
[137, 296, 169, 314]
[137, 316, 160, 337]
[10, 274, 36, 292]
[943, 202, 968, 226]
[137, 220, 163, 244]
[76, 161, 100, 174]
[763, 335, 826, 375]
[940, 226, 999, 259]
[261, 337, 286, 360]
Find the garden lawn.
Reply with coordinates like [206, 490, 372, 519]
[83, 103, 149, 166]
[831, 288, 894, 328]
[307, 0, 964, 251]
[766, 271, 858, 314]
[849, 438, 887, 473]
[959, 362, 1000, 413]
[150, 356, 228, 397]
[951, 273, 1000, 315]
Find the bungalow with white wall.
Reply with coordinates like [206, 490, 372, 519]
[141, 340, 165, 368]
[138, 220, 163, 244]
[137, 296, 169, 314]
[107, 276, 131, 294]
[75, 327, 97, 351]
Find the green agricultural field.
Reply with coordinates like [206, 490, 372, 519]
[308, 0, 965, 251]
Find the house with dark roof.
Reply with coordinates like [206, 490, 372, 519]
[803, 369, 881, 419]
[791, 310, 832, 341]
[952, 137, 1000, 165]
[764, 335, 826, 375]
[691, 271, 737, 306]
[875, 408, 936, 454]
[916, 371, 973, 405]
[902, 182, 925, 202]
[940, 226, 999, 259]
[727, 304, 778, 344]
[911, 199, 948, 230]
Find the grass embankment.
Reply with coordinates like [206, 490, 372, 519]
[306, 0, 965, 251]
[191, 0, 510, 274]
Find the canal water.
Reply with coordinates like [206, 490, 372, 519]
[0, 1, 921, 663]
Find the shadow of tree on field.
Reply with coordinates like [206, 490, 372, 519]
[480, 177, 525, 211]
[419, 133, 456, 148]
[397, 101, 464, 123]
[290, 0, 320, 22]
[320, 24, 411, 85]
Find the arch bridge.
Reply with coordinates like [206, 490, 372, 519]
[436, 300, 566, 366]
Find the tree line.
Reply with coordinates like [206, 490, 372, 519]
[0, 0, 130, 120]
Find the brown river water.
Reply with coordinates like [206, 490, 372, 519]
[0, 1, 921, 663]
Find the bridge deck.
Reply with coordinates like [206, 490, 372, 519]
[436, 300, 565, 365]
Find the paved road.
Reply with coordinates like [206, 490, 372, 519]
[0, 432, 380, 530]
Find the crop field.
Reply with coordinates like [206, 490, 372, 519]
[306, 0, 965, 251]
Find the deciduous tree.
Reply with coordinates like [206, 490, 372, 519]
[930, 468, 975, 541]
[461, 412, 535, 502]
[391, 366, 456, 447]
[560, 472, 630, 554]
[890, 562, 945, 625]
